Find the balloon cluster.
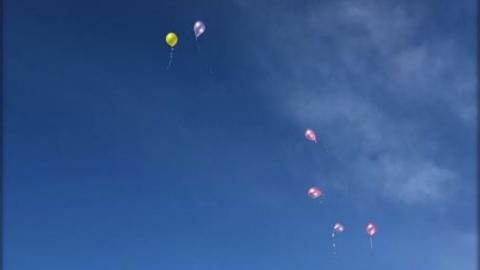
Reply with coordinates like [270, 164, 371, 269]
[165, 20, 206, 70]
[304, 128, 378, 254]
[165, 20, 379, 256]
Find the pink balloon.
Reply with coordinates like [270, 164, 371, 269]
[193, 21, 206, 38]
[366, 223, 377, 236]
[304, 128, 317, 143]
[333, 223, 345, 233]
[307, 187, 322, 199]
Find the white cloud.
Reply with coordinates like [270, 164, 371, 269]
[356, 154, 456, 204]
[378, 229, 477, 270]
[238, 0, 475, 205]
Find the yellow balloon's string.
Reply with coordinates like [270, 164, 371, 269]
[167, 47, 174, 70]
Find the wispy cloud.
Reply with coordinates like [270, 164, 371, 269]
[237, 0, 475, 205]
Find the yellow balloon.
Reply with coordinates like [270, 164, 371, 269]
[166, 32, 178, 48]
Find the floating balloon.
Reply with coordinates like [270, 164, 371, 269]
[332, 222, 345, 256]
[333, 223, 345, 233]
[366, 223, 377, 236]
[305, 128, 317, 143]
[307, 187, 322, 199]
[193, 21, 206, 39]
[366, 222, 377, 252]
[165, 32, 178, 70]
[165, 32, 178, 47]
[192, 21, 212, 72]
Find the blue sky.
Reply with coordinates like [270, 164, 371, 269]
[4, 0, 477, 269]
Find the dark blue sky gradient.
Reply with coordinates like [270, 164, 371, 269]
[4, 0, 476, 269]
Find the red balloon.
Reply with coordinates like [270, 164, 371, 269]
[307, 187, 322, 199]
[366, 223, 377, 236]
[304, 128, 317, 143]
[333, 223, 345, 233]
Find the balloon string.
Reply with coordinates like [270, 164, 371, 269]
[195, 38, 200, 52]
[332, 233, 336, 256]
[195, 39, 214, 75]
[167, 48, 174, 70]
[370, 236, 374, 252]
